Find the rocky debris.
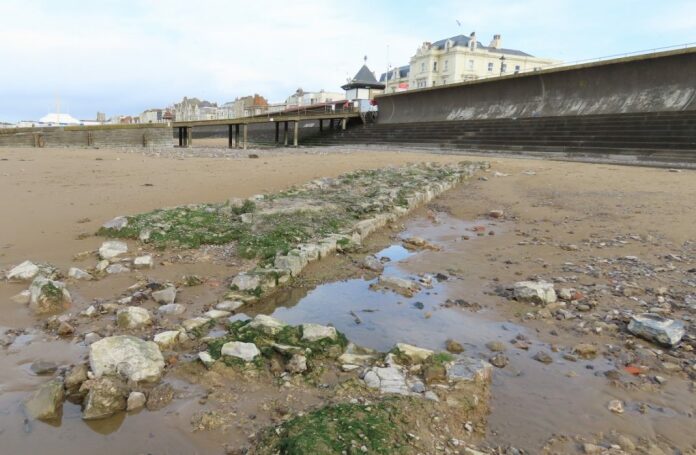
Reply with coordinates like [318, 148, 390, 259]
[627, 313, 685, 347]
[81, 376, 129, 420]
[153, 330, 183, 349]
[445, 339, 464, 354]
[446, 356, 493, 383]
[158, 303, 186, 316]
[203, 309, 231, 319]
[394, 343, 434, 363]
[126, 391, 146, 411]
[363, 366, 409, 395]
[30, 360, 58, 375]
[376, 275, 420, 297]
[151, 286, 177, 305]
[6, 260, 41, 281]
[486, 341, 506, 352]
[221, 341, 260, 362]
[301, 323, 337, 342]
[133, 255, 154, 269]
[231, 273, 261, 292]
[98, 240, 128, 260]
[182, 317, 211, 332]
[489, 353, 509, 368]
[247, 314, 287, 335]
[402, 236, 439, 251]
[11, 290, 31, 304]
[533, 351, 553, 364]
[362, 255, 384, 273]
[29, 277, 72, 313]
[25, 379, 64, 421]
[513, 281, 557, 305]
[89, 335, 165, 383]
[116, 306, 152, 329]
[286, 353, 308, 374]
[488, 209, 504, 219]
[573, 343, 599, 359]
[102, 216, 129, 231]
[65, 364, 89, 394]
[608, 399, 624, 414]
[215, 300, 244, 312]
[198, 351, 215, 369]
[274, 254, 305, 277]
[146, 383, 174, 411]
[68, 267, 93, 280]
[57, 321, 75, 336]
[106, 263, 130, 274]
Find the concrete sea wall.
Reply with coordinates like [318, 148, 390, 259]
[0, 124, 174, 148]
[377, 48, 696, 124]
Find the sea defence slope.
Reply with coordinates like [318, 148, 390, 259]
[376, 48, 696, 124]
[0, 124, 173, 148]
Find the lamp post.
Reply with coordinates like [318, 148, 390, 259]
[499, 55, 506, 76]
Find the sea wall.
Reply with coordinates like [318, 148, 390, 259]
[0, 124, 173, 148]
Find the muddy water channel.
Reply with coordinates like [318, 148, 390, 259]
[0, 209, 694, 454]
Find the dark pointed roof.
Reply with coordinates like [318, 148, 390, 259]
[342, 64, 385, 90]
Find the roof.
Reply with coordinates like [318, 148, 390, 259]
[431, 34, 533, 57]
[342, 64, 385, 90]
[380, 65, 410, 82]
[38, 113, 81, 124]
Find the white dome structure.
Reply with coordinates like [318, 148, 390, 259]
[39, 113, 81, 125]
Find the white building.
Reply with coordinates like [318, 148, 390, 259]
[381, 33, 560, 92]
[285, 89, 344, 108]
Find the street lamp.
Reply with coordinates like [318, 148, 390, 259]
[499, 55, 506, 76]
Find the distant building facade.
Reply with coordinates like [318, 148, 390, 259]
[381, 33, 559, 92]
[285, 89, 344, 108]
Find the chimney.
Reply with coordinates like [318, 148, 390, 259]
[489, 34, 502, 49]
[469, 31, 477, 51]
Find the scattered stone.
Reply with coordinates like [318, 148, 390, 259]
[133, 255, 154, 269]
[445, 339, 464, 354]
[573, 343, 598, 359]
[627, 313, 685, 347]
[608, 399, 624, 414]
[106, 263, 130, 274]
[221, 341, 260, 362]
[29, 277, 71, 313]
[64, 364, 89, 393]
[146, 383, 174, 411]
[82, 376, 128, 420]
[394, 343, 434, 363]
[102, 216, 129, 230]
[362, 255, 384, 272]
[301, 323, 337, 342]
[215, 300, 244, 312]
[513, 281, 557, 305]
[89, 335, 165, 383]
[158, 303, 187, 315]
[247, 314, 287, 335]
[486, 341, 506, 352]
[286, 354, 308, 374]
[533, 351, 553, 364]
[30, 360, 58, 375]
[126, 391, 146, 411]
[363, 366, 409, 395]
[446, 356, 493, 383]
[488, 209, 504, 219]
[153, 330, 182, 349]
[84, 332, 101, 344]
[376, 275, 420, 297]
[116, 306, 152, 329]
[151, 286, 177, 305]
[231, 273, 261, 292]
[68, 267, 93, 280]
[489, 353, 509, 368]
[6, 260, 40, 281]
[98, 240, 128, 260]
[25, 379, 64, 421]
[198, 351, 215, 369]
[11, 290, 31, 304]
[182, 317, 211, 332]
[57, 321, 75, 336]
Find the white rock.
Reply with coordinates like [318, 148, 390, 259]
[215, 300, 244, 312]
[301, 323, 337, 342]
[362, 255, 384, 272]
[377, 275, 420, 296]
[106, 263, 130, 274]
[513, 281, 557, 305]
[198, 351, 215, 369]
[446, 356, 493, 383]
[395, 343, 434, 363]
[68, 267, 93, 280]
[203, 309, 231, 319]
[151, 286, 177, 305]
[158, 303, 186, 316]
[126, 391, 146, 411]
[153, 330, 182, 349]
[364, 366, 409, 395]
[221, 341, 260, 362]
[116, 306, 152, 329]
[81, 305, 97, 317]
[248, 314, 287, 335]
[133, 255, 154, 269]
[182, 317, 211, 332]
[11, 290, 31, 304]
[29, 277, 71, 313]
[628, 313, 685, 347]
[274, 254, 304, 276]
[231, 273, 261, 291]
[96, 260, 110, 272]
[99, 241, 128, 260]
[6, 260, 40, 281]
[89, 335, 165, 383]
[102, 216, 129, 231]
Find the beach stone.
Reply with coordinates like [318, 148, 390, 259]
[116, 306, 152, 329]
[627, 313, 685, 347]
[274, 254, 304, 276]
[68, 267, 93, 280]
[30, 360, 58, 375]
[98, 240, 128, 260]
[301, 323, 337, 342]
[248, 314, 286, 335]
[446, 356, 493, 383]
[146, 383, 174, 411]
[489, 353, 509, 368]
[153, 330, 182, 349]
[6, 260, 40, 281]
[133, 255, 154, 269]
[126, 391, 146, 411]
[65, 364, 89, 393]
[486, 341, 506, 352]
[533, 351, 553, 364]
[29, 277, 71, 314]
[89, 335, 165, 383]
[106, 263, 130, 274]
[231, 273, 261, 291]
[102, 216, 128, 230]
[203, 309, 231, 320]
[182, 317, 211, 332]
[395, 343, 434, 363]
[158, 303, 186, 316]
[11, 290, 31, 304]
[573, 343, 599, 359]
[445, 339, 464, 354]
[377, 275, 420, 296]
[215, 300, 244, 312]
[362, 255, 384, 272]
[198, 351, 215, 369]
[221, 341, 260, 362]
[82, 376, 128, 420]
[513, 281, 557, 305]
[363, 366, 409, 395]
[25, 379, 64, 421]
[608, 399, 624, 414]
[152, 286, 177, 305]
[286, 353, 308, 374]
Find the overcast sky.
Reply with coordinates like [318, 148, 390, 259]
[1, 0, 694, 122]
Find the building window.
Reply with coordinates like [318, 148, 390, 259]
[421, 62, 425, 73]
[514, 65, 521, 73]
[501, 63, 507, 73]
[433, 61, 437, 72]
[487, 62, 494, 72]
[442, 77, 447, 85]
[468, 59, 474, 70]
[444, 60, 448, 71]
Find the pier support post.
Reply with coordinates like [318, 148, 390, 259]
[329, 119, 334, 129]
[341, 118, 347, 130]
[187, 127, 193, 147]
[293, 121, 299, 147]
[228, 125, 233, 148]
[275, 122, 280, 144]
[319, 119, 323, 132]
[235, 124, 240, 148]
[243, 124, 248, 150]
[283, 121, 288, 146]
